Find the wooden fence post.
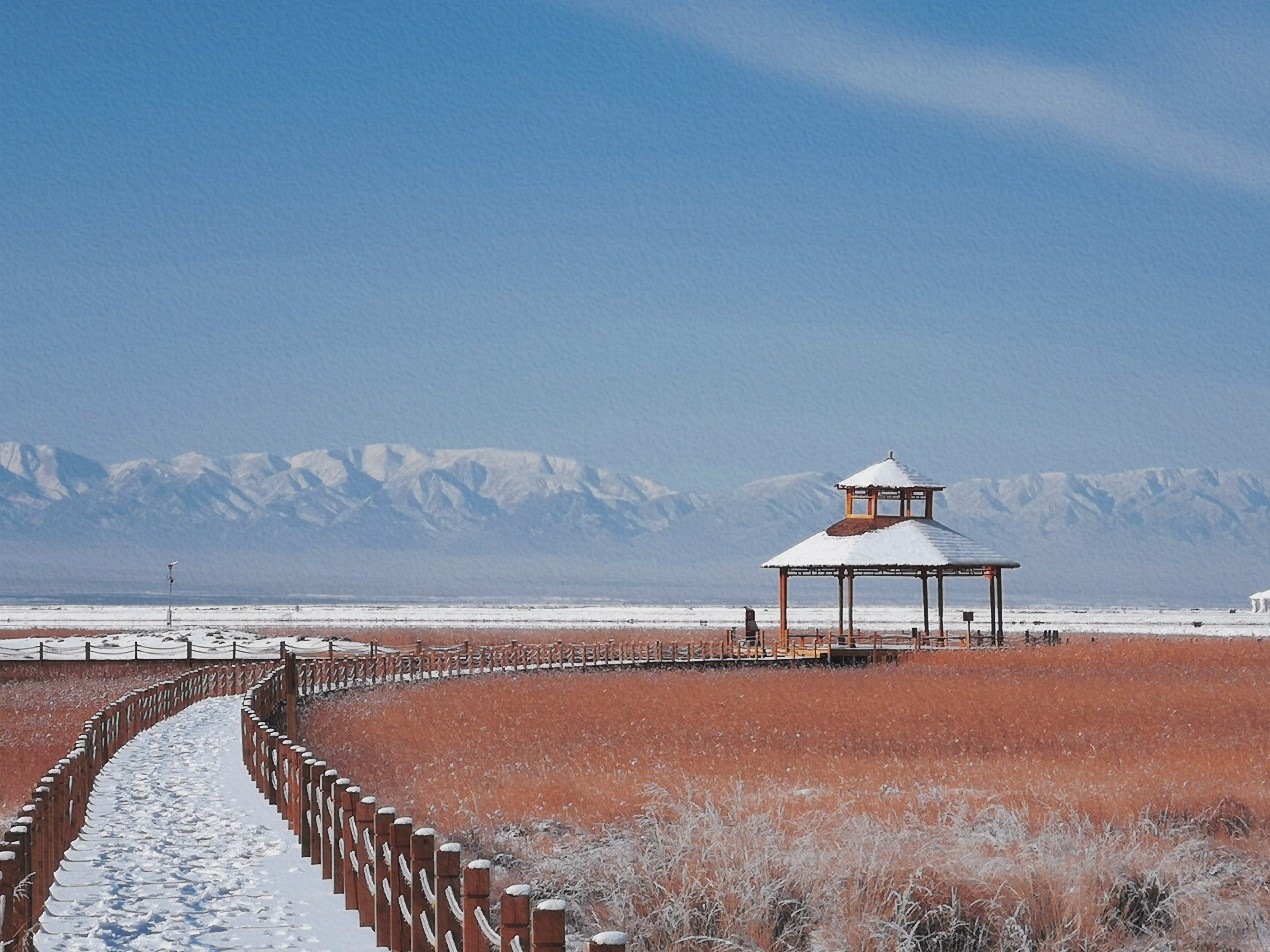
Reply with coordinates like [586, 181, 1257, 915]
[355, 796, 377, 928]
[339, 783, 360, 906]
[388, 816, 412, 952]
[500, 885, 532, 952]
[283, 650, 299, 739]
[319, 769, 338, 880]
[374, 806, 395, 946]
[303, 758, 323, 862]
[531, 899, 566, 952]
[6, 823, 31, 943]
[411, 828, 436, 952]
[463, 859, 492, 952]
[0, 845, 20, 949]
[436, 842, 463, 951]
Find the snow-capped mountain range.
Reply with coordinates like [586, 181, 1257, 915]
[2, 441, 1267, 604]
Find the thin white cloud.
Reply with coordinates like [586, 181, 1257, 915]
[580, 0, 1270, 194]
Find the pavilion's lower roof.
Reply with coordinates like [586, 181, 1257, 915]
[762, 518, 1020, 570]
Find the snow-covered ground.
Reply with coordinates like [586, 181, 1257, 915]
[36, 696, 375, 951]
[0, 628, 377, 661]
[0, 602, 1268, 638]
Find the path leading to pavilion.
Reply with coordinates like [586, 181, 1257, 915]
[35, 696, 376, 951]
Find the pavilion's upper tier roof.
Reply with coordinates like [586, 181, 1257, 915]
[835, 453, 944, 492]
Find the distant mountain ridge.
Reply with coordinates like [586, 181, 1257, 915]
[0, 442, 700, 539]
[2, 441, 1267, 604]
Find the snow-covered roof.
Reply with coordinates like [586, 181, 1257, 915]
[835, 453, 943, 491]
[763, 519, 1019, 569]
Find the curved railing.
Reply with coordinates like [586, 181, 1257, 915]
[242, 642, 790, 952]
[0, 632, 1051, 950]
[0, 664, 274, 950]
[240, 646, 741, 952]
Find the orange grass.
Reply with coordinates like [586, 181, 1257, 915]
[0, 662, 190, 823]
[300, 637, 1267, 834]
[300, 638, 1268, 948]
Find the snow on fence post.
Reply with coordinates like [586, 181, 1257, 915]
[26, 795, 46, 922]
[339, 784, 361, 907]
[374, 806, 396, 946]
[410, 827, 437, 952]
[0, 846, 19, 947]
[436, 842, 463, 950]
[463, 859, 492, 952]
[319, 769, 338, 880]
[355, 796, 378, 929]
[587, 932, 628, 952]
[500, 885, 532, 952]
[300, 755, 320, 859]
[5, 823, 31, 942]
[530, 899, 566, 952]
[388, 816, 412, 952]
[27, 795, 51, 924]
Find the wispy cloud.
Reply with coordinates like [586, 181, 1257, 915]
[580, 0, 1270, 195]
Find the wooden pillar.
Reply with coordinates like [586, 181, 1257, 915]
[531, 899, 566, 952]
[987, 571, 997, 649]
[937, 570, 946, 646]
[847, 570, 855, 647]
[436, 842, 463, 950]
[996, 569, 1005, 646]
[500, 885, 532, 952]
[921, 571, 930, 645]
[374, 806, 395, 946]
[837, 569, 845, 642]
[464, 860, 493, 952]
[283, 650, 298, 739]
[778, 568, 788, 646]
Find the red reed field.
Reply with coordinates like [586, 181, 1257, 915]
[301, 638, 1268, 950]
[0, 662, 190, 823]
[301, 637, 1266, 831]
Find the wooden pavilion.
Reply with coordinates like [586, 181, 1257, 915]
[762, 453, 1020, 650]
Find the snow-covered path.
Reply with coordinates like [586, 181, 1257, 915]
[36, 697, 375, 951]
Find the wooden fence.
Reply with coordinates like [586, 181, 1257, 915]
[0, 663, 273, 950]
[239, 644, 776, 952]
[0, 631, 1058, 950]
[0, 628, 1064, 663]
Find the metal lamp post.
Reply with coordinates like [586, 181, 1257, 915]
[167, 560, 178, 627]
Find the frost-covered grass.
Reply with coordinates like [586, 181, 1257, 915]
[300, 638, 1268, 949]
[523, 787, 1269, 950]
[0, 662, 188, 823]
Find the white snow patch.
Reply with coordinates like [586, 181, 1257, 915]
[36, 696, 375, 951]
[0, 626, 379, 661]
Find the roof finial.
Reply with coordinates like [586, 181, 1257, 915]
[887, 450, 894, 460]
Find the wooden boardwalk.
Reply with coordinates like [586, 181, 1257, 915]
[36, 697, 374, 951]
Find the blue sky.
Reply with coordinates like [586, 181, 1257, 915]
[3, 1, 1268, 490]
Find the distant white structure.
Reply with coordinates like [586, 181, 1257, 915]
[1251, 590, 1270, 613]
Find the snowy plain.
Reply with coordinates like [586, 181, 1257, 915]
[0, 627, 377, 661]
[1, 602, 1268, 640]
[36, 696, 375, 951]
